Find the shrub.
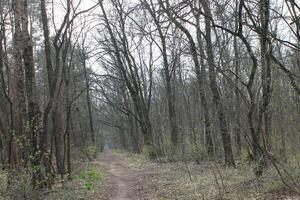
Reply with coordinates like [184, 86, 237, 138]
[0, 170, 7, 197]
[85, 144, 97, 161]
[0, 169, 34, 199]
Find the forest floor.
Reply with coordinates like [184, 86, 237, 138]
[44, 150, 300, 200]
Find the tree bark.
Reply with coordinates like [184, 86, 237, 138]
[234, 35, 242, 156]
[10, 0, 26, 168]
[82, 52, 95, 145]
[201, 0, 235, 166]
[22, 0, 44, 187]
[259, 0, 272, 151]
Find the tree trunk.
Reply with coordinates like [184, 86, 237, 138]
[65, 102, 71, 179]
[40, 0, 54, 184]
[234, 35, 242, 156]
[52, 101, 65, 175]
[259, 0, 272, 151]
[11, 0, 26, 168]
[201, 0, 235, 166]
[82, 53, 95, 145]
[197, 32, 214, 156]
[22, 0, 44, 186]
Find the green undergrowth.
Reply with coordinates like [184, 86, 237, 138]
[0, 169, 7, 193]
[0, 168, 41, 199]
[84, 144, 98, 161]
[77, 167, 104, 190]
[112, 148, 128, 155]
[44, 162, 105, 200]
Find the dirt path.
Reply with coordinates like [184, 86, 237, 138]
[95, 152, 300, 200]
[97, 151, 146, 200]
[44, 151, 300, 200]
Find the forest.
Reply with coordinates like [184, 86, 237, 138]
[0, 0, 299, 199]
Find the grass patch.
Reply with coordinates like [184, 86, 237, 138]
[78, 168, 104, 190]
[112, 149, 127, 155]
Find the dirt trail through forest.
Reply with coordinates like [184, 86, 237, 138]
[97, 151, 146, 200]
[45, 151, 300, 200]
